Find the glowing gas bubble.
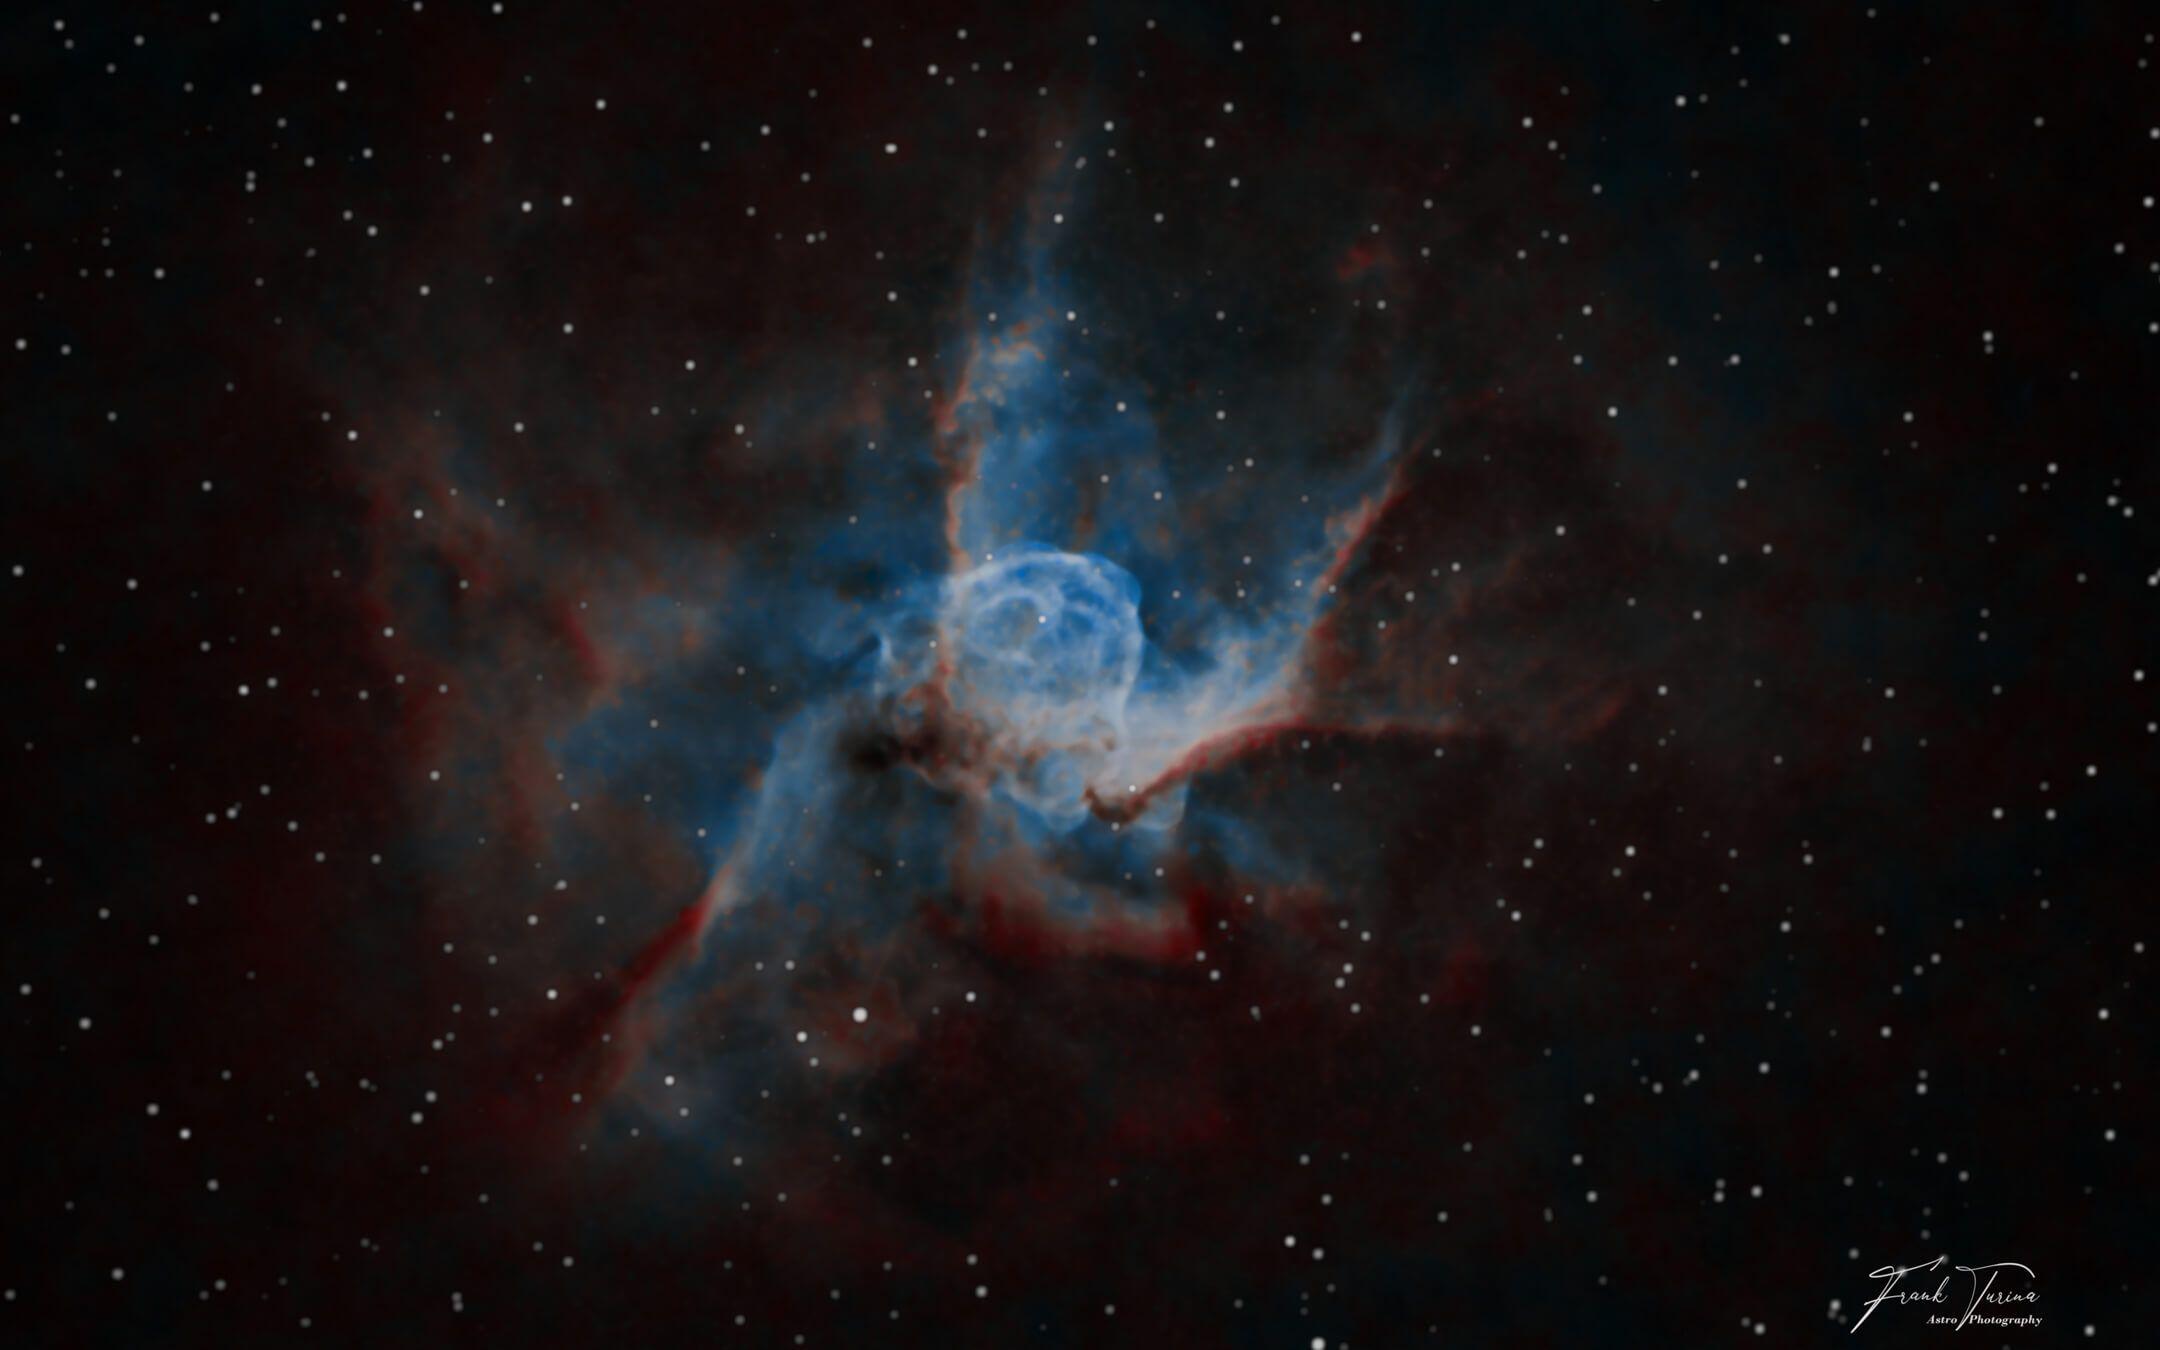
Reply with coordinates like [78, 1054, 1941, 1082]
[943, 548, 1142, 741]
[940, 547, 1143, 828]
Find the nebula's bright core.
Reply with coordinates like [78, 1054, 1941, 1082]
[938, 548, 1148, 828]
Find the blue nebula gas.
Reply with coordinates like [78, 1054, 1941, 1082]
[563, 157, 1442, 1147]
[936, 547, 1146, 832]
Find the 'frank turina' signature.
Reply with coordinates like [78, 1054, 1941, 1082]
[1853, 1256, 2040, 1332]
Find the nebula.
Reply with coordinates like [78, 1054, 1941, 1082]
[613, 186, 1426, 1123]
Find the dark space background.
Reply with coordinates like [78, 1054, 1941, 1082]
[3, 1, 2153, 1345]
